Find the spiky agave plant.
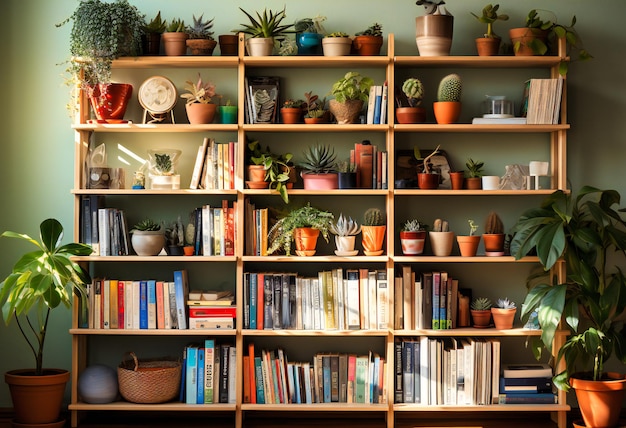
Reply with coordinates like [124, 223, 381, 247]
[330, 214, 361, 237]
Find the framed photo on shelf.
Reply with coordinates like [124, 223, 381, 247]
[245, 76, 280, 124]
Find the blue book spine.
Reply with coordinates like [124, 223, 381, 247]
[249, 273, 257, 329]
[196, 348, 205, 404]
[293, 365, 301, 404]
[139, 280, 148, 329]
[173, 270, 188, 329]
[322, 355, 331, 403]
[254, 356, 265, 404]
[373, 86, 382, 124]
[185, 346, 198, 404]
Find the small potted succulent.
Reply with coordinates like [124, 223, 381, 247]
[415, 0, 454, 56]
[180, 73, 220, 124]
[434, 73, 462, 124]
[142, 11, 167, 55]
[303, 91, 328, 124]
[400, 219, 428, 255]
[415, 144, 441, 190]
[328, 71, 374, 124]
[162, 18, 188, 56]
[322, 31, 352, 56]
[234, 6, 295, 56]
[131, 218, 165, 256]
[465, 158, 484, 190]
[329, 213, 361, 256]
[429, 217, 454, 256]
[361, 208, 386, 256]
[280, 98, 305, 124]
[185, 14, 217, 56]
[147, 149, 181, 190]
[470, 297, 493, 327]
[396, 77, 425, 124]
[267, 203, 334, 256]
[491, 297, 516, 329]
[336, 160, 357, 189]
[353, 22, 383, 56]
[470, 3, 509, 56]
[456, 219, 480, 257]
[164, 216, 185, 256]
[483, 211, 505, 256]
[299, 144, 338, 190]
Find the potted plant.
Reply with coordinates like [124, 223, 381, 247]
[142, 11, 167, 55]
[234, 6, 295, 56]
[336, 160, 357, 189]
[396, 77, 426, 124]
[470, 297, 493, 328]
[162, 18, 188, 56]
[415, 145, 441, 190]
[465, 158, 484, 189]
[353, 22, 383, 56]
[415, 0, 454, 56]
[130, 218, 165, 256]
[449, 170, 465, 190]
[483, 211, 505, 256]
[510, 187, 626, 428]
[254, 154, 293, 204]
[491, 297, 516, 329]
[294, 15, 326, 55]
[457, 219, 480, 257]
[433, 73, 462, 124]
[303, 91, 328, 124]
[361, 208, 386, 256]
[1, 219, 92, 426]
[185, 14, 217, 56]
[299, 144, 339, 190]
[328, 71, 374, 124]
[470, 3, 509, 56]
[509, 9, 592, 74]
[280, 99, 305, 124]
[400, 219, 427, 256]
[218, 99, 238, 124]
[267, 203, 335, 256]
[147, 149, 181, 190]
[218, 33, 239, 56]
[57, 0, 143, 121]
[429, 217, 454, 256]
[330, 213, 361, 256]
[322, 31, 352, 56]
[180, 73, 220, 124]
[164, 216, 185, 255]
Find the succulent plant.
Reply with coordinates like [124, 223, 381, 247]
[166, 18, 185, 33]
[186, 14, 215, 40]
[496, 297, 516, 309]
[363, 208, 385, 226]
[437, 73, 462, 102]
[402, 77, 424, 107]
[471, 3, 509, 38]
[432, 218, 449, 232]
[330, 214, 361, 236]
[132, 218, 161, 232]
[356, 22, 383, 37]
[416, 0, 449, 15]
[465, 158, 484, 178]
[402, 219, 426, 232]
[468, 219, 479, 236]
[180, 73, 218, 105]
[484, 211, 504, 234]
[299, 144, 337, 174]
[327, 31, 349, 37]
[471, 297, 493, 311]
[143, 11, 167, 34]
[154, 153, 173, 175]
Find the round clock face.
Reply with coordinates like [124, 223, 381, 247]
[138, 76, 177, 114]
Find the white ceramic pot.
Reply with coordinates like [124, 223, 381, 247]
[245, 37, 274, 56]
[322, 37, 352, 56]
[429, 231, 454, 256]
[131, 231, 165, 256]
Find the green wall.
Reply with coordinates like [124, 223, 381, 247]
[1, 0, 625, 409]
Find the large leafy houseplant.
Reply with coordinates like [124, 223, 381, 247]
[267, 203, 334, 256]
[510, 187, 626, 390]
[0, 219, 92, 374]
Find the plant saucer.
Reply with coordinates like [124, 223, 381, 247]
[485, 251, 505, 256]
[363, 250, 384, 256]
[246, 181, 269, 189]
[295, 250, 316, 257]
[335, 250, 358, 256]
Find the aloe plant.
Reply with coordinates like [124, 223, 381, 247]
[234, 7, 295, 39]
[471, 297, 493, 311]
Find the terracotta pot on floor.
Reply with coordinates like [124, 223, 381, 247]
[570, 372, 626, 428]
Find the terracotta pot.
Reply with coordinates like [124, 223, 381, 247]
[304, 116, 328, 124]
[417, 173, 440, 190]
[361, 225, 386, 256]
[433, 101, 461, 124]
[322, 37, 352, 56]
[246, 37, 274, 56]
[475, 37, 501, 56]
[131, 231, 165, 256]
[352, 35, 383, 56]
[294, 227, 320, 256]
[185, 103, 217, 124]
[483, 233, 505, 256]
[491, 307, 516, 329]
[183, 246, 195, 256]
[429, 231, 454, 256]
[142, 32, 161, 55]
[162, 32, 188, 56]
[396, 107, 426, 124]
[280, 107, 303, 124]
[457, 235, 480, 257]
[186, 39, 217, 56]
[509, 28, 548, 56]
[415, 14, 454, 56]
[89, 83, 133, 121]
[328, 99, 364, 124]
[471, 309, 492, 328]
[301, 172, 339, 190]
[450, 171, 465, 190]
[400, 230, 426, 255]
[570, 372, 626, 428]
[5, 369, 70, 425]
[218, 34, 239, 56]
[247, 165, 266, 182]
[465, 177, 482, 190]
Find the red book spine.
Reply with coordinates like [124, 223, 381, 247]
[117, 280, 125, 330]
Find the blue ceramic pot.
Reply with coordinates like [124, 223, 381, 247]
[296, 33, 323, 55]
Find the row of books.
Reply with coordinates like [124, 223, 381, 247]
[192, 200, 237, 257]
[242, 268, 389, 331]
[351, 140, 388, 189]
[244, 345, 386, 405]
[189, 138, 238, 190]
[243, 200, 268, 256]
[394, 266, 471, 331]
[524, 78, 564, 125]
[181, 340, 236, 404]
[366, 83, 389, 125]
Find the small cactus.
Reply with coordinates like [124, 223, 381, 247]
[437, 73, 462, 102]
[402, 219, 426, 232]
[363, 208, 385, 226]
[402, 77, 424, 107]
[432, 218, 449, 232]
[471, 297, 493, 311]
[330, 213, 361, 236]
[496, 298, 516, 309]
[484, 211, 504, 234]
[468, 219, 478, 236]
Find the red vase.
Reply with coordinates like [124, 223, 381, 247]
[89, 83, 133, 121]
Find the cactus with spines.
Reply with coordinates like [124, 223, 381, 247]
[402, 77, 424, 107]
[363, 208, 385, 226]
[432, 218, 449, 232]
[484, 211, 504, 234]
[471, 297, 493, 311]
[437, 73, 462, 102]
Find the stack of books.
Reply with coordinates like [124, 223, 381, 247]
[187, 290, 235, 329]
[498, 363, 557, 404]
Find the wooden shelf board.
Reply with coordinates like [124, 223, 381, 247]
[112, 56, 238, 68]
[241, 403, 389, 411]
[243, 55, 390, 68]
[392, 255, 539, 263]
[69, 328, 236, 336]
[393, 403, 570, 411]
[243, 124, 389, 132]
[242, 255, 388, 263]
[69, 402, 236, 411]
[393, 124, 569, 133]
[394, 189, 559, 196]
[72, 189, 237, 196]
[394, 55, 567, 68]
[241, 329, 390, 337]
[72, 123, 238, 133]
[72, 255, 236, 262]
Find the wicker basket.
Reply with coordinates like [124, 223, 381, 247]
[117, 352, 181, 404]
